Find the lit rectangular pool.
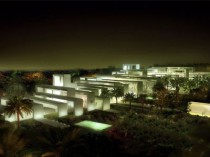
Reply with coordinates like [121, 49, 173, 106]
[75, 120, 112, 131]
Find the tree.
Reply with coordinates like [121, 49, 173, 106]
[0, 128, 27, 157]
[155, 89, 168, 111]
[136, 94, 147, 105]
[189, 87, 208, 102]
[6, 76, 26, 98]
[4, 76, 33, 129]
[170, 77, 186, 95]
[4, 96, 33, 129]
[22, 72, 49, 95]
[0, 72, 10, 96]
[124, 93, 136, 109]
[193, 76, 203, 89]
[184, 79, 194, 93]
[100, 88, 111, 98]
[111, 87, 124, 104]
[170, 77, 186, 106]
[37, 128, 80, 157]
[71, 70, 81, 83]
[161, 76, 171, 90]
[153, 81, 165, 94]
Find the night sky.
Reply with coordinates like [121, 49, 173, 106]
[0, 1, 210, 70]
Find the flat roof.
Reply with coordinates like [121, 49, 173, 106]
[30, 96, 66, 105]
[35, 92, 83, 102]
[78, 83, 123, 88]
[36, 84, 75, 91]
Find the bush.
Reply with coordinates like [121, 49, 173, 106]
[112, 112, 191, 157]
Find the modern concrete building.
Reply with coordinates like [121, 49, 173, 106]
[113, 64, 210, 78]
[78, 64, 210, 104]
[1, 64, 210, 122]
[0, 74, 110, 122]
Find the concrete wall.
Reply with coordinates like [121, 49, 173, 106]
[95, 97, 110, 110]
[74, 99, 83, 116]
[36, 85, 76, 97]
[0, 97, 7, 106]
[123, 84, 129, 95]
[137, 82, 143, 95]
[76, 90, 95, 111]
[63, 74, 71, 87]
[53, 74, 63, 86]
[95, 98, 103, 110]
[102, 98, 110, 110]
[33, 93, 84, 117]
[33, 103, 44, 119]
[4, 110, 33, 122]
[58, 103, 68, 117]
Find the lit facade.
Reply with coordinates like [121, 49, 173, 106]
[0, 74, 110, 122]
[1, 64, 210, 122]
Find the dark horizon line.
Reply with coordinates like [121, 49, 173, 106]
[1, 62, 210, 72]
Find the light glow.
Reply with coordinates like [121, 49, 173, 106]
[189, 101, 210, 117]
[75, 108, 83, 116]
[75, 120, 112, 131]
[53, 75, 63, 86]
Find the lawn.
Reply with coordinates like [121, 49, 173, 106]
[75, 120, 112, 131]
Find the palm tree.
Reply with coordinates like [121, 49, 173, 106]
[0, 128, 27, 157]
[4, 75, 33, 129]
[100, 88, 111, 98]
[6, 75, 26, 98]
[4, 96, 33, 129]
[124, 93, 136, 109]
[111, 87, 124, 104]
[37, 128, 80, 157]
[137, 94, 147, 105]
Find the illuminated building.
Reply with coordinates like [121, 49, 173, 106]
[1, 64, 210, 122]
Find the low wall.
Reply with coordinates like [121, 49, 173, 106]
[189, 101, 210, 117]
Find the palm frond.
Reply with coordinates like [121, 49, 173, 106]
[4, 97, 33, 120]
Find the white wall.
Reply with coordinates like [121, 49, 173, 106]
[103, 98, 110, 110]
[63, 74, 71, 87]
[53, 75, 63, 86]
[33, 103, 44, 119]
[95, 98, 103, 110]
[58, 104, 68, 117]
[5, 112, 33, 122]
[74, 99, 83, 116]
[1, 98, 7, 106]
